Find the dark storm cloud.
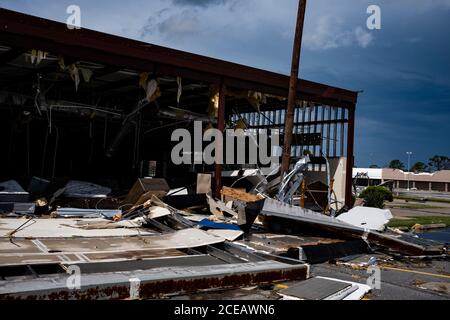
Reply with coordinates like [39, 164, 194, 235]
[0, 0, 449, 166]
[171, 0, 227, 8]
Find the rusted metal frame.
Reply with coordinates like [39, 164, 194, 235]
[345, 106, 356, 208]
[225, 77, 357, 109]
[333, 107, 339, 158]
[281, 0, 308, 176]
[0, 48, 354, 110]
[0, 9, 358, 105]
[326, 106, 332, 157]
[0, 33, 222, 86]
[268, 111, 274, 127]
[320, 105, 326, 162]
[295, 105, 301, 157]
[312, 105, 319, 166]
[0, 262, 309, 300]
[340, 108, 346, 157]
[244, 120, 348, 134]
[306, 105, 313, 156]
[214, 80, 226, 198]
[300, 102, 307, 156]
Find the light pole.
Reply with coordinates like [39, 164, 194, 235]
[406, 152, 413, 191]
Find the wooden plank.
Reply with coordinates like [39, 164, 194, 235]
[221, 187, 263, 203]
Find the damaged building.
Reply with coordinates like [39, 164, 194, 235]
[0, 9, 447, 301]
[0, 9, 357, 206]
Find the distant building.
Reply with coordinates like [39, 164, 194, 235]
[353, 168, 450, 192]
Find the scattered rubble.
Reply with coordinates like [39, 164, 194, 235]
[0, 167, 447, 300]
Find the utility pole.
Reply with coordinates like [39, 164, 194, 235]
[281, 0, 308, 177]
[406, 151, 413, 191]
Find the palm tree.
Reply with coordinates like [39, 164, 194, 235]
[389, 160, 405, 170]
[411, 162, 427, 173]
[428, 155, 449, 172]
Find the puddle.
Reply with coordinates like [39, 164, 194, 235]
[417, 228, 450, 244]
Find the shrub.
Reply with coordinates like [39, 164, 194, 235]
[358, 186, 393, 209]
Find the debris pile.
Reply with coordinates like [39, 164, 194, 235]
[0, 158, 447, 300]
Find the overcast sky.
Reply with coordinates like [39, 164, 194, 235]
[1, 0, 449, 167]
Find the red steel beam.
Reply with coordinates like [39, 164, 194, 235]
[345, 106, 356, 208]
[215, 81, 226, 197]
[0, 264, 309, 300]
[0, 8, 358, 108]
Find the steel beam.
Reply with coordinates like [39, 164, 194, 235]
[0, 8, 358, 107]
[282, 0, 307, 176]
[345, 106, 356, 208]
[0, 261, 309, 300]
[214, 80, 226, 197]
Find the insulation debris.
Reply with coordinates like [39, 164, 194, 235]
[145, 79, 161, 102]
[207, 194, 238, 219]
[336, 206, 393, 232]
[30, 49, 47, 65]
[68, 64, 80, 91]
[208, 85, 220, 120]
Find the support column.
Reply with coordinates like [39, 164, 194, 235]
[214, 80, 226, 198]
[281, 0, 307, 177]
[446, 183, 448, 193]
[345, 106, 356, 208]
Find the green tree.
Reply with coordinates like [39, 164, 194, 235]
[359, 186, 394, 209]
[389, 160, 405, 170]
[429, 155, 449, 172]
[410, 161, 427, 173]
[369, 164, 379, 168]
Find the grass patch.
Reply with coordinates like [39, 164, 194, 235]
[395, 195, 450, 204]
[388, 216, 450, 229]
[389, 204, 445, 210]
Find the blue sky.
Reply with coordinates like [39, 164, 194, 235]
[1, 0, 449, 167]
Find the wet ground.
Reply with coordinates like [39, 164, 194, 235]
[311, 258, 450, 300]
[170, 255, 450, 300]
[417, 228, 450, 243]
